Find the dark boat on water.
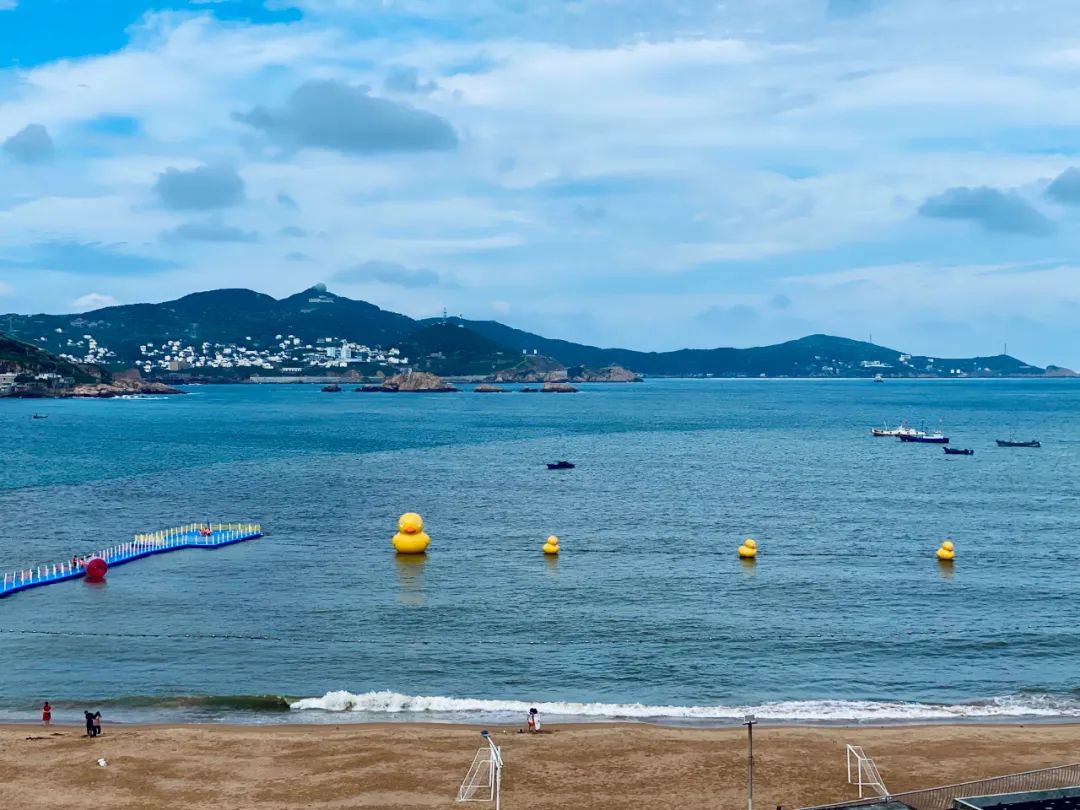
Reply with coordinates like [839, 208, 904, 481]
[31, 414, 47, 419]
[547, 461, 575, 470]
[898, 432, 949, 444]
[321, 383, 342, 392]
[943, 447, 973, 455]
[996, 439, 1040, 448]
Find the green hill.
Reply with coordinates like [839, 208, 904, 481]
[400, 322, 513, 376]
[1, 286, 1048, 379]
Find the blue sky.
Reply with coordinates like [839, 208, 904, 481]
[3, 0, 1080, 366]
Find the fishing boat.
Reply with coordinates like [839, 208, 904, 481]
[546, 461, 575, 470]
[31, 414, 47, 420]
[943, 447, 973, 455]
[871, 421, 924, 438]
[899, 430, 948, 444]
[996, 439, 1040, 448]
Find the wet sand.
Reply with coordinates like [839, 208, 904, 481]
[1, 721, 1078, 809]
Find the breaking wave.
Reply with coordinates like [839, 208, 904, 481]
[289, 691, 1080, 723]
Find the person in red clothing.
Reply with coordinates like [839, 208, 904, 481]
[41, 702, 51, 726]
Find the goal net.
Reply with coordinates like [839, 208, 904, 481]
[847, 744, 888, 799]
[458, 733, 503, 805]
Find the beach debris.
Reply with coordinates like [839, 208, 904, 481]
[97, 758, 107, 767]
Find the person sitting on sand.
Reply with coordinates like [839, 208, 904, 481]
[42, 702, 51, 726]
[93, 712, 102, 737]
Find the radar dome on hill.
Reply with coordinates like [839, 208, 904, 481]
[312, 282, 327, 293]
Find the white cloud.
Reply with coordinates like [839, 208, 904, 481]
[1, 1, 1080, 364]
[72, 292, 120, 309]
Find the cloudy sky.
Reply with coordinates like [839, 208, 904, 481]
[3, 0, 1080, 366]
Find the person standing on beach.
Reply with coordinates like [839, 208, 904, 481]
[93, 712, 102, 737]
[41, 702, 51, 726]
[84, 711, 94, 737]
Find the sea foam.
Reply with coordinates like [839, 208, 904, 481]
[290, 691, 1080, 722]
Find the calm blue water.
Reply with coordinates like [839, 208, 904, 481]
[2, 380, 1079, 725]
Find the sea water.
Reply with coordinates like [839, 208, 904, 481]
[1, 379, 1079, 725]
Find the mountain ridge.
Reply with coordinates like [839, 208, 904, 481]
[0, 285, 1057, 379]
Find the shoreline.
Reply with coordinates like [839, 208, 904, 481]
[7, 714, 1080, 729]
[4, 720, 1080, 809]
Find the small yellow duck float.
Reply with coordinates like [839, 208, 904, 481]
[935, 539, 955, 561]
[392, 512, 431, 554]
[738, 538, 757, 559]
[542, 535, 560, 555]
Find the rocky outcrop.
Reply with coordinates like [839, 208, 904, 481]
[70, 380, 183, 398]
[474, 384, 506, 393]
[1044, 365, 1079, 377]
[541, 382, 579, 393]
[566, 364, 643, 382]
[488, 355, 567, 383]
[360, 371, 458, 392]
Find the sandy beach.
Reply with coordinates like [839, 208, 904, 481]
[1, 721, 1078, 809]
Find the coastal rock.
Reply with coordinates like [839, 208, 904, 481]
[1044, 365, 1079, 377]
[541, 382, 579, 393]
[70, 380, 183, 398]
[488, 355, 567, 383]
[474, 384, 505, 393]
[382, 371, 457, 392]
[566, 364, 643, 383]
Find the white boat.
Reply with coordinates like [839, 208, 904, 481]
[873, 373, 884, 383]
[871, 421, 924, 438]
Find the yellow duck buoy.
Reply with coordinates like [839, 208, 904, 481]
[543, 535, 560, 555]
[738, 538, 757, 559]
[935, 539, 955, 561]
[392, 512, 431, 554]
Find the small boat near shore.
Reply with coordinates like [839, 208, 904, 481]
[547, 461, 575, 470]
[321, 383, 342, 392]
[996, 439, 1040, 448]
[944, 447, 973, 455]
[31, 414, 47, 419]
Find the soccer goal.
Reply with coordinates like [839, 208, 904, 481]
[847, 744, 888, 799]
[458, 730, 504, 809]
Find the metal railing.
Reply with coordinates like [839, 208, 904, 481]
[1, 523, 262, 599]
[801, 762, 1080, 810]
[889, 763, 1080, 810]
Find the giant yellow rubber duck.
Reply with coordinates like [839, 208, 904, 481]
[738, 538, 757, 559]
[543, 535, 560, 555]
[935, 539, 955, 561]
[392, 512, 431, 554]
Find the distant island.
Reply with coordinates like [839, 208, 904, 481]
[2, 284, 1075, 393]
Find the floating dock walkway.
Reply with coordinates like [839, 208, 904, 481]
[0, 523, 262, 600]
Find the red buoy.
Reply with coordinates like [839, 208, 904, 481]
[84, 557, 107, 583]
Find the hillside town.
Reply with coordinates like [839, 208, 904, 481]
[49, 332, 410, 375]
